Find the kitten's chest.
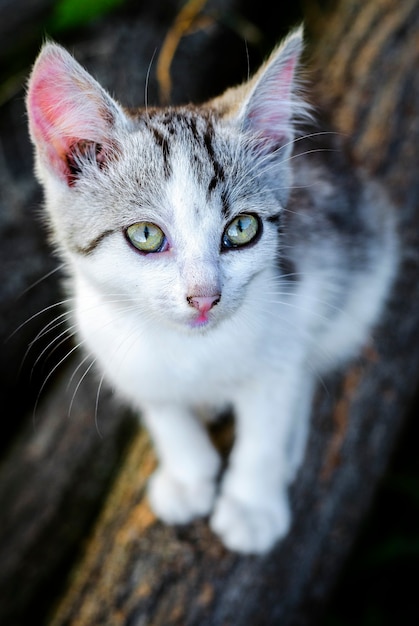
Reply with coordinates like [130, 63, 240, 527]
[77, 298, 263, 407]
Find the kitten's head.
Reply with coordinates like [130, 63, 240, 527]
[26, 30, 305, 332]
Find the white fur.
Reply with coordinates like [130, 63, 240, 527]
[69, 188, 395, 554]
[26, 31, 398, 554]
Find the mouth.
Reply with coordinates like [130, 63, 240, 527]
[190, 309, 210, 327]
[187, 304, 224, 331]
[188, 311, 212, 330]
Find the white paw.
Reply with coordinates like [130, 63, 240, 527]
[210, 492, 291, 554]
[148, 467, 216, 525]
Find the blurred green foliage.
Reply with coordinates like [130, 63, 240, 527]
[0, 0, 130, 101]
[48, 0, 126, 32]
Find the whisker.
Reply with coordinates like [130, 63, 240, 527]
[231, 129, 340, 195]
[283, 147, 339, 165]
[18, 263, 65, 297]
[31, 323, 78, 379]
[32, 339, 84, 427]
[68, 357, 96, 418]
[261, 289, 346, 320]
[254, 147, 338, 184]
[272, 130, 343, 155]
[94, 372, 107, 439]
[66, 351, 94, 392]
[145, 47, 158, 115]
[18, 310, 72, 376]
[6, 299, 73, 342]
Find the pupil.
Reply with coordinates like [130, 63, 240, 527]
[237, 219, 243, 233]
[144, 225, 149, 240]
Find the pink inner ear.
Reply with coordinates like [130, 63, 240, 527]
[247, 56, 297, 150]
[28, 50, 111, 182]
[29, 79, 72, 162]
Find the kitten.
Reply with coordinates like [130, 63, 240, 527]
[26, 29, 397, 554]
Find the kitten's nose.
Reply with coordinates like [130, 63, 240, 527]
[187, 294, 221, 313]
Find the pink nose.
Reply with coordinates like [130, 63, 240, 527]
[187, 294, 221, 313]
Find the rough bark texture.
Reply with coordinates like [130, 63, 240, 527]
[1, 0, 418, 625]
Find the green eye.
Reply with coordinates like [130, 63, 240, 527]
[126, 222, 167, 253]
[222, 214, 261, 249]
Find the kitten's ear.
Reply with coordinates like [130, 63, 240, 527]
[26, 43, 127, 185]
[223, 28, 305, 158]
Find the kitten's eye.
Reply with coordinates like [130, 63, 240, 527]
[222, 214, 261, 250]
[126, 222, 167, 253]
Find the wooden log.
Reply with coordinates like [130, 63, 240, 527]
[2, 0, 419, 624]
[0, 2, 259, 624]
[46, 157, 410, 626]
[0, 364, 137, 626]
[46, 1, 419, 623]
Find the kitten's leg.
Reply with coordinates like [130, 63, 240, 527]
[211, 368, 314, 554]
[143, 405, 221, 524]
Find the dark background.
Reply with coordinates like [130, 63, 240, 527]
[0, 0, 418, 624]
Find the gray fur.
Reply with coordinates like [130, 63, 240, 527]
[26, 29, 398, 554]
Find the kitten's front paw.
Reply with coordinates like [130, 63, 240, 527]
[148, 467, 216, 525]
[210, 492, 291, 554]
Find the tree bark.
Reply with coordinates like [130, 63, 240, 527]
[1, 0, 419, 625]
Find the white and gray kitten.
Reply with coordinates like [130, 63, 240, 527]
[26, 29, 396, 553]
